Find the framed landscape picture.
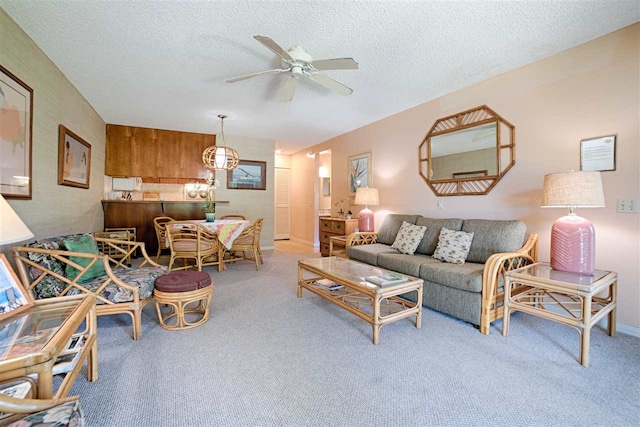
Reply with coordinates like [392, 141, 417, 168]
[348, 152, 371, 195]
[0, 65, 33, 199]
[227, 160, 266, 190]
[58, 125, 91, 189]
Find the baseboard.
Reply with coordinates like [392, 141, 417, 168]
[289, 237, 317, 248]
[610, 322, 640, 338]
[261, 245, 275, 250]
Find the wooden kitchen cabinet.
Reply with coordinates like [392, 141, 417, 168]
[105, 124, 215, 179]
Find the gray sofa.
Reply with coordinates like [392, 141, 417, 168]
[346, 214, 538, 334]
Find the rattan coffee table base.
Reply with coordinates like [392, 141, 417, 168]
[154, 286, 213, 331]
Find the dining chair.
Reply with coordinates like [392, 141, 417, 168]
[153, 216, 174, 263]
[224, 218, 264, 270]
[219, 214, 247, 220]
[166, 221, 222, 272]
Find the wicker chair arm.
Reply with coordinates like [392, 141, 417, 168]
[0, 394, 79, 414]
[345, 232, 378, 248]
[94, 237, 161, 268]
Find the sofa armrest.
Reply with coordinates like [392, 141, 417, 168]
[480, 251, 537, 336]
[345, 232, 378, 248]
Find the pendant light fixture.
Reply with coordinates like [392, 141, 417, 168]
[202, 114, 239, 170]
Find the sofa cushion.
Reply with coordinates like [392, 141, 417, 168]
[347, 243, 397, 266]
[26, 233, 91, 299]
[391, 222, 426, 255]
[419, 261, 486, 293]
[63, 235, 106, 284]
[432, 228, 474, 265]
[377, 252, 437, 277]
[67, 266, 166, 303]
[415, 218, 464, 255]
[462, 219, 527, 264]
[376, 214, 420, 245]
[10, 398, 84, 427]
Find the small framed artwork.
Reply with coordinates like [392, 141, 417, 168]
[0, 253, 32, 322]
[58, 125, 91, 188]
[580, 135, 616, 172]
[0, 65, 33, 199]
[348, 152, 372, 195]
[227, 160, 266, 190]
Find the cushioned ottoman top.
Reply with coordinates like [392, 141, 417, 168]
[155, 271, 212, 292]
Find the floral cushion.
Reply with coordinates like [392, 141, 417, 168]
[391, 221, 427, 255]
[26, 234, 90, 299]
[432, 227, 474, 265]
[67, 266, 167, 303]
[6, 399, 84, 427]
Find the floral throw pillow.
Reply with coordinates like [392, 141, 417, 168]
[391, 221, 427, 255]
[432, 227, 474, 264]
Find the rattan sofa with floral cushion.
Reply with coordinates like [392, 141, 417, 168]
[345, 214, 538, 334]
[12, 233, 167, 340]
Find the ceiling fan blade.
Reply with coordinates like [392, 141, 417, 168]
[226, 68, 289, 83]
[311, 58, 359, 71]
[308, 74, 353, 96]
[254, 35, 293, 61]
[280, 76, 299, 102]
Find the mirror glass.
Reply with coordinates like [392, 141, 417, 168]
[322, 177, 331, 196]
[430, 123, 497, 180]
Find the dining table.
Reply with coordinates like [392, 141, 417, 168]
[192, 219, 250, 250]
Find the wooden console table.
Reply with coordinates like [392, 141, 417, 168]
[0, 295, 98, 398]
[502, 262, 617, 367]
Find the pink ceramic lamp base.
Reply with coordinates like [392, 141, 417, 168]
[358, 208, 374, 232]
[550, 213, 595, 274]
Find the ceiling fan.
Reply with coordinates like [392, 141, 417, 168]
[226, 35, 359, 102]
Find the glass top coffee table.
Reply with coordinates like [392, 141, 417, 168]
[298, 257, 423, 344]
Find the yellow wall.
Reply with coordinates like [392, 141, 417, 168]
[293, 24, 640, 331]
[1, 9, 106, 256]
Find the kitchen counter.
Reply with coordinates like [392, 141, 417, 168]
[101, 200, 229, 255]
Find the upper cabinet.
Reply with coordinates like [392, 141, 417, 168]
[105, 124, 215, 179]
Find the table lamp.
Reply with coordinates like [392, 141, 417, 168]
[541, 171, 605, 274]
[0, 194, 34, 245]
[354, 187, 379, 232]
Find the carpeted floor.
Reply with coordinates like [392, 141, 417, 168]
[71, 250, 639, 426]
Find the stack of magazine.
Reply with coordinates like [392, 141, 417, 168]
[365, 273, 409, 286]
[315, 278, 344, 291]
[52, 335, 84, 376]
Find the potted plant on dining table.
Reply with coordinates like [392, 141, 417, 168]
[204, 185, 216, 222]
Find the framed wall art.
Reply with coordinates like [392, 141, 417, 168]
[58, 125, 92, 189]
[348, 152, 371, 195]
[580, 134, 616, 172]
[0, 253, 32, 321]
[227, 160, 266, 190]
[0, 65, 33, 199]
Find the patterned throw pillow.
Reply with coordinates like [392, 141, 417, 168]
[432, 227, 474, 264]
[391, 221, 427, 255]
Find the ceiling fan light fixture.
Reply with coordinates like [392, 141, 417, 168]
[202, 114, 239, 171]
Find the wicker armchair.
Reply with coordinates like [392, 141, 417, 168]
[0, 392, 83, 427]
[13, 233, 166, 340]
[153, 216, 174, 263]
[223, 218, 264, 270]
[166, 221, 222, 272]
[219, 214, 247, 220]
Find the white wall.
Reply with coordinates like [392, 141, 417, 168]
[1, 9, 106, 258]
[292, 24, 640, 331]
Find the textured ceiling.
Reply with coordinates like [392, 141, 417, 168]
[1, 1, 638, 154]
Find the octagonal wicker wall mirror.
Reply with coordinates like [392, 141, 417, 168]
[419, 105, 515, 196]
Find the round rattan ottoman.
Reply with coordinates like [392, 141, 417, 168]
[154, 271, 213, 331]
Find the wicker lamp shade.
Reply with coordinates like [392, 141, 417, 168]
[202, 114, 239, 171]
